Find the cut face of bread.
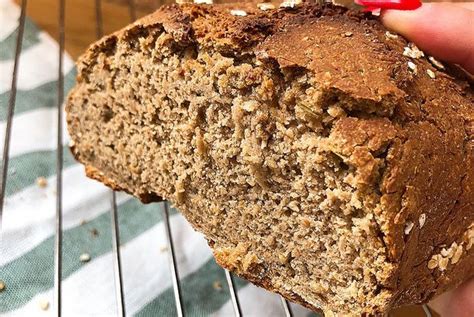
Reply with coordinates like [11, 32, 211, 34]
[66, 3, 474, 316]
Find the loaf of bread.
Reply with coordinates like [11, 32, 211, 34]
[66, 2, 474, 315]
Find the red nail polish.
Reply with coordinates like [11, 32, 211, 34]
[355, 0, 422, 11]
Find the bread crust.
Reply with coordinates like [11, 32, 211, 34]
[67, 2, 474, 315]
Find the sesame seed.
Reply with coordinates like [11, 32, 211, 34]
[230, 9, 247, 16]
[451, 245, 463, 264]
[0, 280, 5, 292]
[257, 3, 275, 10]
[385, 31, 398, 40]
[193, 0, 212, 4]
[426, 69, 436, 79]
[39, 299, 50, 311]
[406, 43, 425, 59]
[440, 247, 452, 258]
[280, 0, 302, 8]
[418, 213, 426, 228]
[438, 256, 449, 271]
[407, 61, 417, 74]
[79, 253, 91, 263]
[427, 257, 438, 269]
[404, 221, 414, 235]
[343, 32, 353, 37]
[371, 9, 381, 16]
[36, 177, 48, 188]
[428, 56, 445, 70]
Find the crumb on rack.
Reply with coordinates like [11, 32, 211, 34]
[36, 177, 48, 188]
[213, 280, 223, 291]
[80, 253, 91, 263]
[90, 228, 99, 237]
[39, 299, 50, 311]
[0, 280, 5, 292]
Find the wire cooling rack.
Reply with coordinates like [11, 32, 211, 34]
[0, 1, 433, 316]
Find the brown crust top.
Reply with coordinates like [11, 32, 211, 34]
[73, 1, 474, 312]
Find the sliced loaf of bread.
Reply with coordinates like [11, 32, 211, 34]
[66, 3, 474, 315]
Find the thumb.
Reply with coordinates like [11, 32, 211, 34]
[381, 3, 474, 75]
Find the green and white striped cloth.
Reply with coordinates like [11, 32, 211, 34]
[0, 0, 320, 316]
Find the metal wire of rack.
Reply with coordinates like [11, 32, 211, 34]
[0, 1, 433, 316]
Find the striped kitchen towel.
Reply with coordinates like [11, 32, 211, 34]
[0, 0, 318, 316]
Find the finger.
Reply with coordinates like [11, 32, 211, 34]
[429, 278, 474, 317]
[452, 2, 474, 11]
[381, 3, 474, 74]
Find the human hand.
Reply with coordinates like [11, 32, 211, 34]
[381, 2, 474, 75]
[428, 278, 474, 317]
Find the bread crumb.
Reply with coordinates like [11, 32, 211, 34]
[418, 213, 426, 228]
[80, 219, 87, 226]
[426, 69, 436, 79]
[385, 31, 398, 40]
[280, 0, 302, 8]
[230, 9, 247, 16]
[428, 56, 445, 70]
[404, 221, 414, 235]
[160, 245, 168, 252]
[0, 280, 5, 292]
[407, 61, 417, 74]
[39, 299, 50, 311]
[257, 2, 275, 10]
[213, 280, 223, 291]
[80, 253, 91, 263]
[36, 177, 48, 188]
